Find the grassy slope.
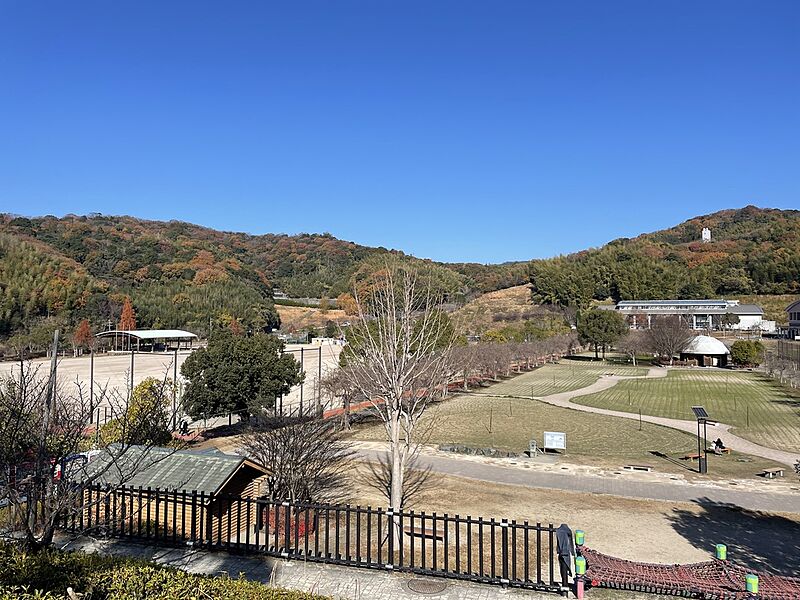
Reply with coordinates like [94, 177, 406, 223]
[733, 294, 800, 324]
[574, 369, 800, 453]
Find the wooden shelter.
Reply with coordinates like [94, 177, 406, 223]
[84, 446, 268, 542]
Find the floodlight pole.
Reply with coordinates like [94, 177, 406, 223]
[89, 348, 94, 424]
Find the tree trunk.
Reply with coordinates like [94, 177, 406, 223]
[342, 395, 351, 430]
[389, 410, 403, 556]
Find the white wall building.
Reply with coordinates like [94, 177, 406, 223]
[610, 299, 774, 332]
[701, 227, 712, 242]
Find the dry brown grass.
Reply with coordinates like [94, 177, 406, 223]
[346, 467, 800, 572]
[453, 284, 554, 333]
[277, 305, 349, 333]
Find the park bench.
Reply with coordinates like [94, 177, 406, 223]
[682, 453, 702, 461]
[707, 447, 731, 455]
[762, 468, 784, 479]
[403, 525, 445, 542]
[623, 464, 654, 472]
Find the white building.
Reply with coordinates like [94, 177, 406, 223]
[610, 299, 773, 332]
[701, 227, 712, 242]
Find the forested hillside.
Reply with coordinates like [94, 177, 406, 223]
[1, 206, 797, 351]
[0, 214, 526, 348]
[528, 206, 800, 309]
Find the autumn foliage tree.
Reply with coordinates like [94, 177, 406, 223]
[118, 297, 136, 331]
[72, 319, 94, 355]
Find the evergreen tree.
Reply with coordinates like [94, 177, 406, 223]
[577, 309, 628, 359]
[180, 330, 303, 418]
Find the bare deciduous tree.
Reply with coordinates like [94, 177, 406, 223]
[242, 418, 354, 504]
[618, 330, 650, 366]
[320, 366, 362, 430]
[0, 339, 181, 551]
[341, 266, 455, 519]
[646, 316, 692, 365]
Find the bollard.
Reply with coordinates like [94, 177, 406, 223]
[574, 558, 587, 600]
[575, 556, 586, 575]
[746, 574, 758, 594]
[575, 529, 585, 546]
[715, 544, 727, 560]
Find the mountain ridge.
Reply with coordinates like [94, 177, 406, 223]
[1, 205, 798, 343]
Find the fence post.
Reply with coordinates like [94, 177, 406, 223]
[501, 519, 509, 584]
[387, 508, 394, 569]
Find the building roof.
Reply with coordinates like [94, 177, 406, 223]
[96, 329, 198, 340]
[614, 299, 764, 317]
[727, 304, 764, 316]
[787, 299, 800, 313]
[682, 335, 730, 356]
[617, 299, 729, 307]
[86, 446, 268, 495]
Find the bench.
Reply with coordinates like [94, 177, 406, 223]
[623, 464, 654, 472]
[762, 468, 784, 479]
[403, 525, 445, 542]
[707, 447, 732, 455]
[682, 453, 702, 461]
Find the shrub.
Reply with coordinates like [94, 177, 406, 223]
[730, 340, 765, 367]
[0, 543, 329, 599]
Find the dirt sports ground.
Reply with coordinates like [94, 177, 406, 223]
[0, 341, 343, 418]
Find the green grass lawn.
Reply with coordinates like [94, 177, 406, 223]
[574, 369, 800, 453]
[473, 358, 648, 399]
[350, 361, 782, 478]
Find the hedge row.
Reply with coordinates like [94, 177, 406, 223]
[0, 544, 329, 600]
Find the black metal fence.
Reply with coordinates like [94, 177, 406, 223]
[63, 484, 564, 593]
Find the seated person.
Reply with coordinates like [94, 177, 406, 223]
[713, 438, 726, 454]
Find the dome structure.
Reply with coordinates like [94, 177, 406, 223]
[680, 335, 730, 367]
[682, 335, 730, 355]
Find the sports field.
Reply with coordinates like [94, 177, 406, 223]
[574, 369, 800, 453]
[350, 360, 783, 478]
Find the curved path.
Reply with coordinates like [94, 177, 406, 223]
[520, 366, 799, 468]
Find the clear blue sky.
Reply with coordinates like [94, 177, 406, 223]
[1, 1, 798, 263]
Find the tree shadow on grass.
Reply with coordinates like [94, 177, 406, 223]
[649, 450, 696, 473]
[667, 497, 800, 575]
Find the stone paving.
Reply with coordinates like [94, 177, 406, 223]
[62, 536, 567, 600]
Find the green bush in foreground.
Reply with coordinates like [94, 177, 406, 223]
[0, 544, 328, 600]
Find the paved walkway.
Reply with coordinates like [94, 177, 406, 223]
[61, 536, 568, 600]
[357, 446, 800, 513]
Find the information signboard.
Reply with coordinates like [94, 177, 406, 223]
[543, 431, 566, 450]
